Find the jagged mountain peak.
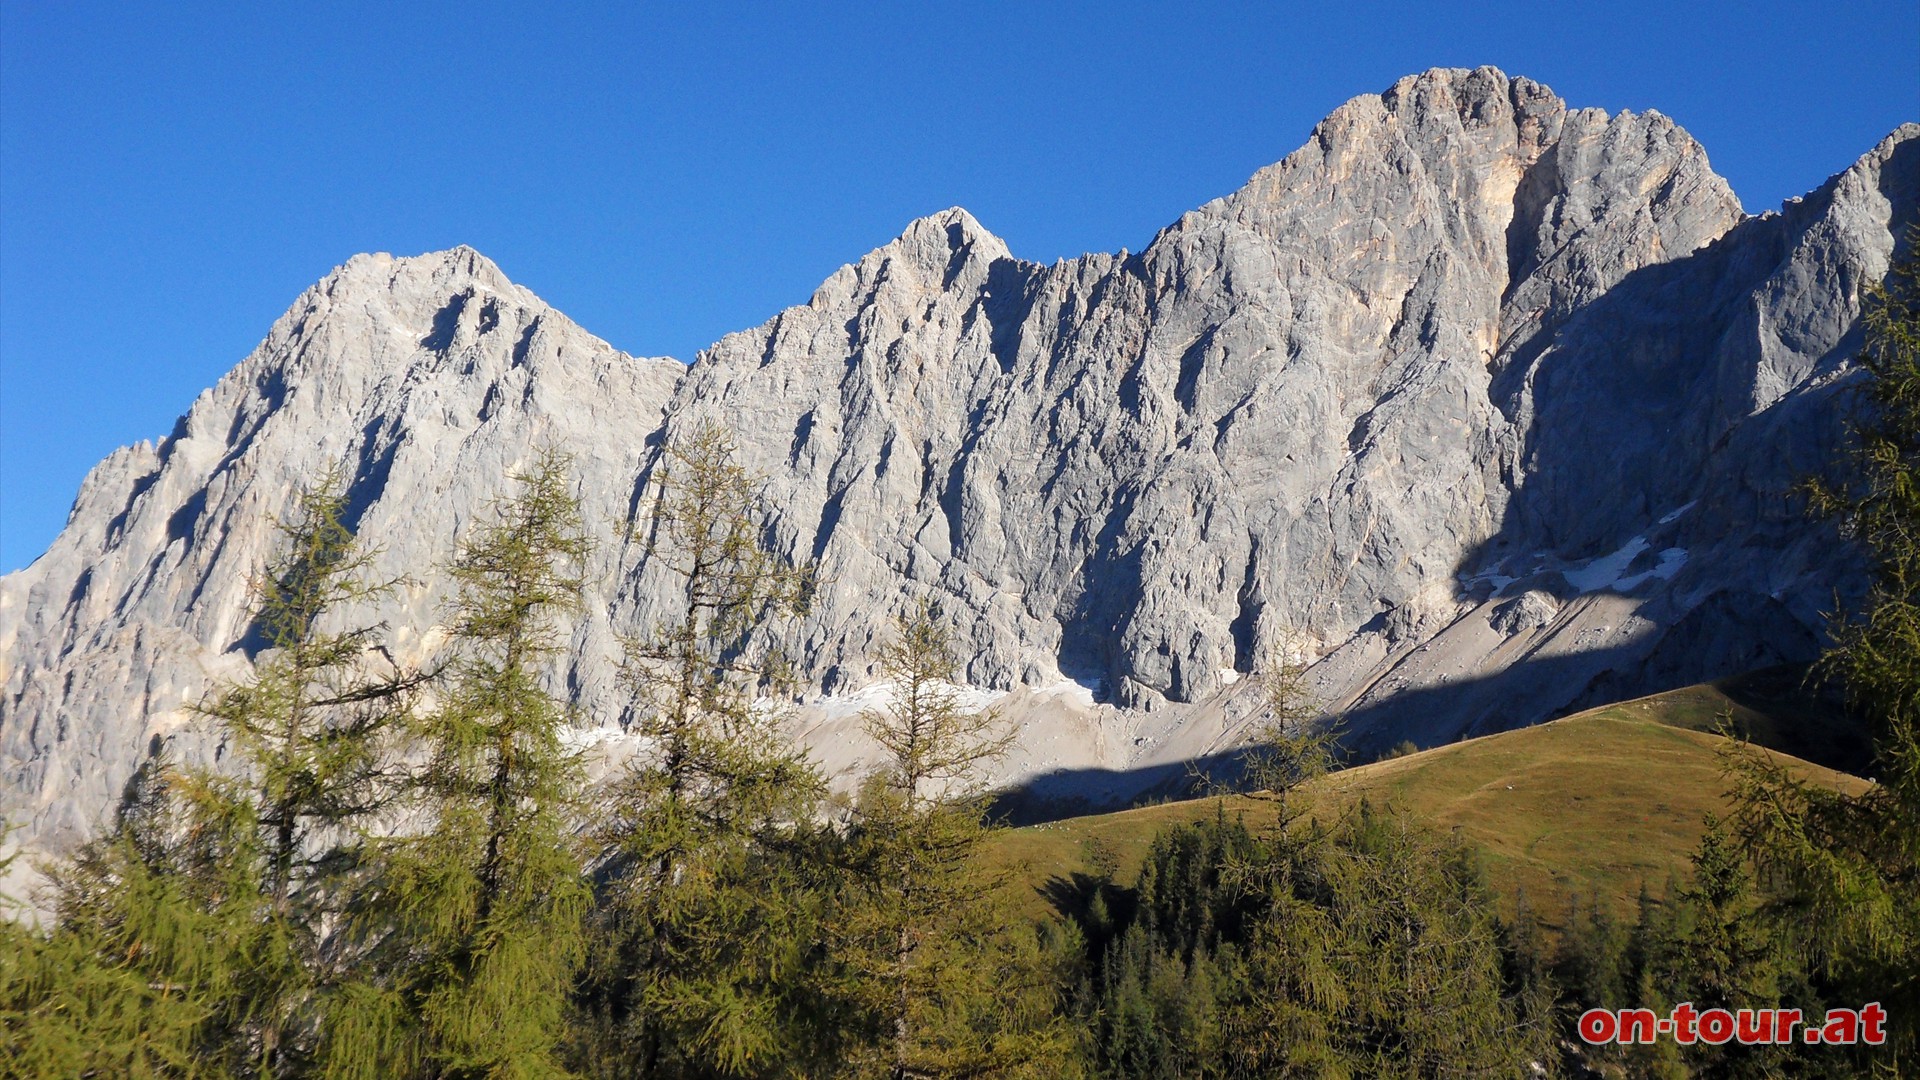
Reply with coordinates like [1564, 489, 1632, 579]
[274, 246, 560, 357]
[1, 249, 686, 849]
[888, 207, 1011, 262]
[784, 207, 1021, 328]
[351, 243, 559, 298]
[1204, 67, 1739, 317]
[4, 74, 1914, 865]
[290, 245, 533, 338]
[692, 206, 1032, 396]
[1824, 121, 1920, 217]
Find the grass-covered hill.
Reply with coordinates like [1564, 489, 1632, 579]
[987, 670, 1873, 927]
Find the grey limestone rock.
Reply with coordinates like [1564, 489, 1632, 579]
[1, 247, 684, 851]
[4, 68, 1916, 858]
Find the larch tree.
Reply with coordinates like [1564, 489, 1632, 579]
[2, 764, 239, 1079]
[1232, 634, 1339, 828]
[327, 447, 593, 1080]
[194, 467, 423, 1073]
[836, 605, 1075, 1080]
[577, 423, 828, 1079]
[1224, 801, 1544, 1079]
[5, 468, 419, 1079]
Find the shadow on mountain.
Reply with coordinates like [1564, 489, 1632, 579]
[1476, 210, 1841, 586]
[1462, 136, 1916, 599]
[986, 150, 1920, 821]
[990, 644, 1636, 825]
[988, 644, 1872, 828]
[1709, 664, 1877, 777]
[1403, 137, 1920, 782]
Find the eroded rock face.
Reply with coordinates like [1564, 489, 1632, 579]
[0, 248, 686, 849]
[4, 67, 1916, 854]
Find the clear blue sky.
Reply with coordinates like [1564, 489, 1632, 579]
[2, 1, 1915, 572]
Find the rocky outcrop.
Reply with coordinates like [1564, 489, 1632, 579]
[1, 249, 685, 848]
[4, 68, 1916, 855]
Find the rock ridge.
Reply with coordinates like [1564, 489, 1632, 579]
[3, 68, 1916, 856]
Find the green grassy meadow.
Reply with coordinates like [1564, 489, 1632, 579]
[987, 674, 1873, 929]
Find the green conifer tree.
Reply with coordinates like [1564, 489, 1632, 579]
[1230, 634, 1339, 829]
[1553, 891, 1629, 1014]
[1, 797, 235, 1079]
[195, 467, 421, 1073]
[1621, 881, 1689, 1080]
[577, 423, 828, 1079]
[4, 468, 418, 1078]
[1224, 801, 1540, 1079]
[327, 447, 592, 1080]
[1671, 818, 1780, 1011]
[835, 606, 1075, 1080]
[1080, 811, 1255, 1079]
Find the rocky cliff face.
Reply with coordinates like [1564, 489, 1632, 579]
[5, 68, 1917, 853]
[0, 249, 686, 848]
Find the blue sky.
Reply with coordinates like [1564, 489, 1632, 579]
[2, 1, 1915, 572]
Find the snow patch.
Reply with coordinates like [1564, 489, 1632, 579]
[1616, 547, 1689, 591]
[1561, 536, 1688, 593]
[1657, 501, 1698, 525]
[803, 678, 1007, 721]
[1458, 565, 1521, 597]
[1562, 536, 1649, 592]
[1037, 675, 1101, 709]
[558, 724, 650, 754]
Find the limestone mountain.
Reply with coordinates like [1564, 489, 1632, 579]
[4, 67, 1916, 856]
[1, 248, 686, 848]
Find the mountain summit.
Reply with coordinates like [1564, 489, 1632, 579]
[5, 68, 1917, 853]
